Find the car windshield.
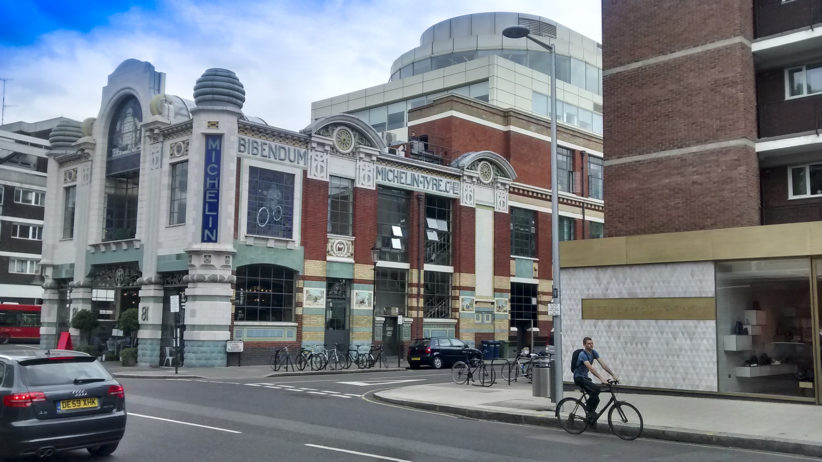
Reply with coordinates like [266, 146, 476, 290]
[21, 360, 112, 387]
[410, 339, 429, 347]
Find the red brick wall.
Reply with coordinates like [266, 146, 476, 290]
[352, 187, 378, 266]
[604, 46, 757, 160]
[603, 1, 759, 236]
[603, 0, 753, 70]
[301, 175, 329, 260]
[537, 211, 552, 278]
[761, 165, 822, 224]
[605, 147, 761, 235]
[411, 118, 553, 190]
[493, 211, 510, 277]
[453, 205, 475, 279]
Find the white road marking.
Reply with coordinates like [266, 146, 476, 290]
[305, 444, 411, 461]
[129, 413, 241, 434]
[321, 390, 339, 394]
[307, 391, 328, 395]
[245, 383, 263, 387]
[337, 379, 425, 386]
[330, 394, 352, 399]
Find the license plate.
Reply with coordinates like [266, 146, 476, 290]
[411, 357, 421, 361]
[59, 397, 99, 411]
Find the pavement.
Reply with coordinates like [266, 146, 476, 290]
[105, 360, 822, 458]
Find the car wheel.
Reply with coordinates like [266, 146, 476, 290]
[87, 442, 119, 456]
[431, 356, 443, 369]
[0, 333, 9, 344]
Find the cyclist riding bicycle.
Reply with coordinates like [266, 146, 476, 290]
[572, 336, 619, 423]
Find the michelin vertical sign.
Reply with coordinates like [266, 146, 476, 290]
[202, 135, 221, 243]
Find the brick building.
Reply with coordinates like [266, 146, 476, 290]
[37, 59, 604, 367]
[559, 1, 822, 403]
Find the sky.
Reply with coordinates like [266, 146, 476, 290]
[0, 0, 602, 131]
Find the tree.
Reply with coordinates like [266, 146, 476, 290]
[119, 308, 139, 345]
[70, 309, 98, 345]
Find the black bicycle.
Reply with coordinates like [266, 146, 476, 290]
[270, 346, 296, 372]
[451, 350, 494, 387]
[555, 379, 643, 440]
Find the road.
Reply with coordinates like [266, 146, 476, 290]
[1, 343, 816, 461]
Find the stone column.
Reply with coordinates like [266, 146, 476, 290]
[182, 251, 234, 366]
[136, 277, 164, 366]
[39, 277, 60, 349]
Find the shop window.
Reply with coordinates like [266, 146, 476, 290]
[168, 161, 188, 225]
[234, 265, 295, 322]
[8, 258, 39, 274]
[246, 167, 294, 239]
[789, 163, 822, 198]
[375, 268, 407, 317]
[327, 176, 353, 236]
[425, 195, 451, 266]
[103, 173, 138, 241]
[589, 221, 604, 239]
[510, 282, 537, 328]
[716, 258, 814, 399]
[62, 186, 76, 239]
[376, 187, 409, 262]
[588, 156, 603, 200]
[14, 187, 44, 206]
[557, 147, 572, 193]
[11, 223, 42, 240]
[510, 207, 536, 258]
[424, 271, 451, 319]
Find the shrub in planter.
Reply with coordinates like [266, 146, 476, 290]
[120, 348, 138, 367]
[74, 345, 99, 356]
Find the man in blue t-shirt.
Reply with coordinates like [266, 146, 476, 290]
[573, 336, 618, 422]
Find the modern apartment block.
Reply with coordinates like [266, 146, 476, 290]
[556, 1, 822, 403]
[0, 119, 69, 304]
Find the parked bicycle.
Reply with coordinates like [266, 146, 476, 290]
[343, 344, 364, 369]
[297, 345, 324, 371]
[499, 348, 540, 384]
[555, 379, 643, 440]
[270, 346, 296, 372]
[451, 350, 495, 387]
[358, 344, 386, 369]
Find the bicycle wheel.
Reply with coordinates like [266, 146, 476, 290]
[608, 401, 643, 441]
[343, 353, 353, 369]
[479, 363, 495, 387]
[297, 354, 308, 371]
[451, 361, 468, 384]
[328, 354, 340, 371]
[524, 362, 533, 381]
[556, 398, 589, 434]
[270, 352, 280, 371]
[311, 354, 326, 371]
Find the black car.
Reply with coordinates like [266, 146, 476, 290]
[0, 349, 127, 459]
[407, 337, 482, 369]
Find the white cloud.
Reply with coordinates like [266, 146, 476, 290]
[0, 0, 601, 130]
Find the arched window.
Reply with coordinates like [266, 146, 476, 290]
[234, 265, 295, 322]
[107, 97, 142, 159]
[103, 96, 142, 241]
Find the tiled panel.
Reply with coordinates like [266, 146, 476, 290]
[562, 262, 717, 391]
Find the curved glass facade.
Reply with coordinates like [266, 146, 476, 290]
[390, 49, 602, 96]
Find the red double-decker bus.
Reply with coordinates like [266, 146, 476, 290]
[0, 304, 41, 344]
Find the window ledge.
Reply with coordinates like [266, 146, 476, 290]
[423, 318, 457, 324]
[510, 255, 538, 261]
[233, 321, 298, 327]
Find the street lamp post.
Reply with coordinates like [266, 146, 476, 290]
[502, 25, 562, 402]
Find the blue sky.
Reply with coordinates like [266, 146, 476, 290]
[0, 0, 601, 130]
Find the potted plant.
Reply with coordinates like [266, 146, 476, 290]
[120, 348, 137, 366]
[70, 309, 99, 347]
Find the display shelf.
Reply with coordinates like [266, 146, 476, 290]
[735, 364, 797, 378]
[743, 310, 766, 326]
[742, 325, 762, 335]
[723, 335, 752, 351]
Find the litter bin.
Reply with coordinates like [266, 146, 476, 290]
[532, 357, 553, 399]
[481, 340, 493, 360]
[498, 340, 509, 359]
[491, 341, 499, 359]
